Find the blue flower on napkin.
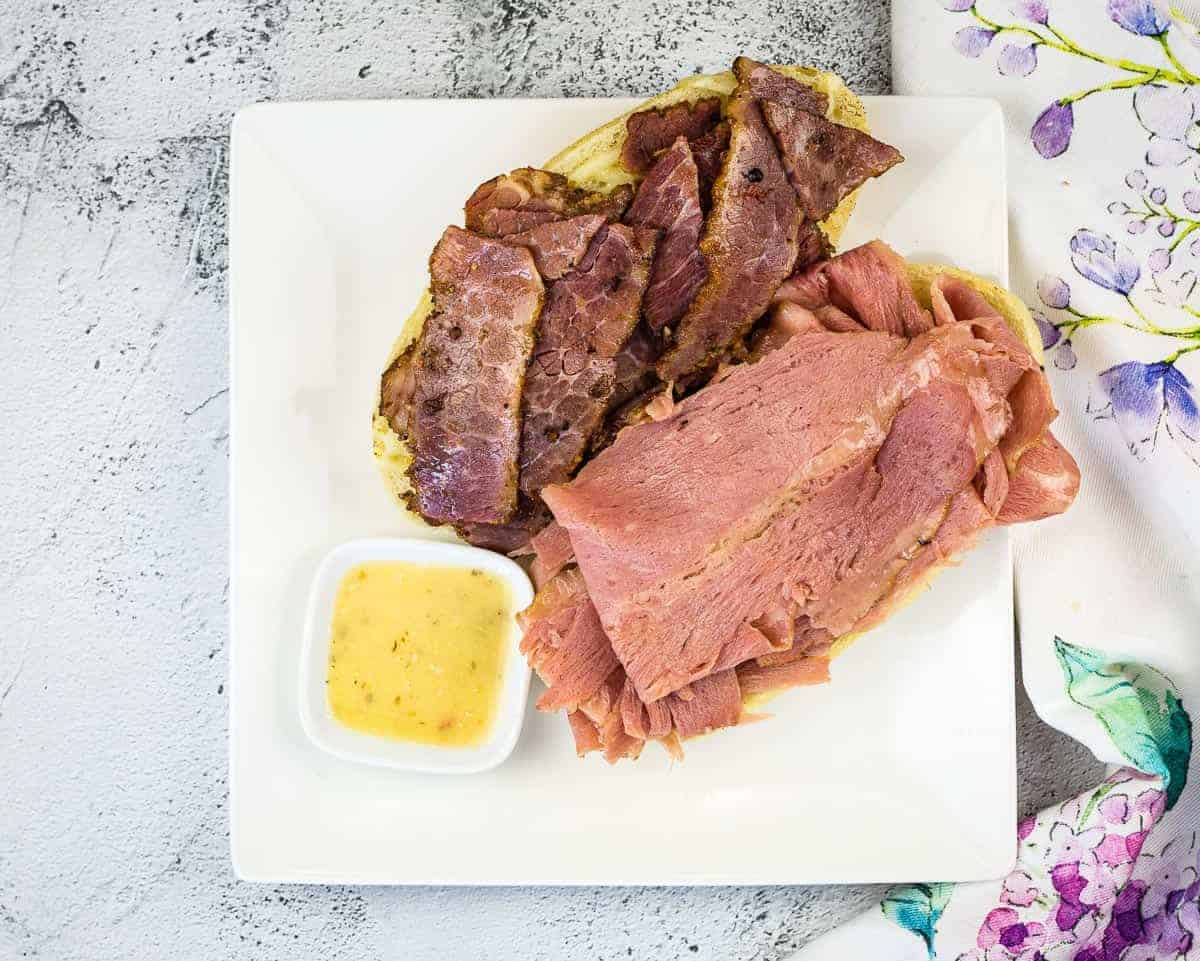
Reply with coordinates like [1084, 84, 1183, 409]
[1011, 0, 1049, 24]
[999, 42, 1038, 77]
[1097, 360, 1200, 462]
[954, 25, 997, 57]
[1032, 102, 1074, 158]
[1106, 0, 1170, 37]
[1070, 229, 1141, 294]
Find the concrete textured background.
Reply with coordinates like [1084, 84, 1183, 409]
[0, 2, 1104, 959]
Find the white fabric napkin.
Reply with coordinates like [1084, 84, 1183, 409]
[792, 3, 1199, 958]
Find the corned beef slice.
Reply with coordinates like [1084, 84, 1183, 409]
[620, 97, 722, 174]
[406, 226, 543, 526]
[465, 168, 631, 237]
[518, 224, 657, 497]
[737, 655, 830, 699]
[732, 57, 829, 116]
[528, 521, 575, 588]
[624, 136, 708, 334]
[781, 240, 933, 337]
[509, 214, 608, 280]
[732, 58, 902, 223]
[657, 82, 800, 382]
[543, 242, 1078, 704]
[459, 496, 551, 554]
[690, 121, 731, 206]
[761, 98, 903, 221]
[517, 568, 619, 713]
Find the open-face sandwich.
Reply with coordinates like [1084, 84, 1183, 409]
[373, 58, 1080, 762]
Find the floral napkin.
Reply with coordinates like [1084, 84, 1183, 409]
[792, 3, 1199, 959]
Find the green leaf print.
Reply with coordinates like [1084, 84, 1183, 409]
[1053, 637, 1193, 810]
[881, 882, 954, 959]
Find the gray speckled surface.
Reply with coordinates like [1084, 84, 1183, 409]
[0, 2, 1103, 959]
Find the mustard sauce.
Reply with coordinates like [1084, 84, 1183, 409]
[325, 562, 511, 747]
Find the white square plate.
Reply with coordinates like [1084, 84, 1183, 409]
[229, 95, 1014, 885]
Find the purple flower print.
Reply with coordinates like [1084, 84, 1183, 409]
[1099, 794, 1130, 825]
[1107, 0, 1171, 36]
[1178, 899, 1200, 955]
[1148, 248, 1171, 273]
[1081, 851, 1120, 907]
[1185, 189, 1200, 212]
[1157, 907, 1195, 956]
[1018, 816, 1036, 841]
[999, 43, 1038, 77]
[976, 908, 1048, 960]
[1002, 870, 1040, 908]
[1097, 361, 1200, 462]
[1050, 821, 1107, 865]
[1127, 830, 1150, 861]
[1097, 832, 1137, 867]
[1070, 229, 1141, 294]
[1133, 84, 1199, 166]
[1055, 339, 1079, 370]
[1038, 274, 1071, 309]
[1032, 101, 1074, 158]
[1134, 787, 1167, 824]
[1011, 0, 1049, 24]
[1034, 310, 1061, 349]
[942, 0, 975, 9]
[1142, 860, 1187, 917]
[1089, 880, 1150, 959]
[1053, 861, 1091, 930]
[955, 25, 997, 57]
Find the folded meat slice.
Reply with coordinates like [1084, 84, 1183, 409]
[927, 274, 1080, 521]
[519, 224, 657, 496]
[733, 57, 829, 116]
[586, 672, 648, 762]
[619, 674, 673, 740]
[738, 65, 902, 222]
[736, 655, 830, 699]
[996, 432, 1081, 524]
[607, 322, 661, 410]
[690, 121, 731, 206]
[625, 136, 707, 334]
[620, 97, 722, 174]
[520, 566, 748, 760]
[794, 379, 990, 639]
[733, 57, 900, 222]
[762, 102, 902, 221]
[406, 226, 543, 525]
[517, 568, 620, 713]
[657, 82, 801, 381]
[528, 520, 575, 588]
[466, 167, 632, 237]
[567, 709, 604, 755]
[780, 240, 933, 337]
[665, 670, 742, 738]
[845, 484, 996, 642]
[545, 319, 1023, 701]
[459, 495, 551, 553]
[508, 214, 607, 280]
